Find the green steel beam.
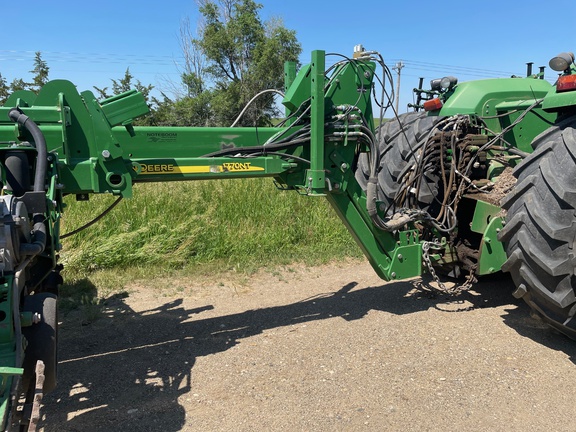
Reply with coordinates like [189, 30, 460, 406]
[307, 50, 327, 195]
[284, 61, 297, 121]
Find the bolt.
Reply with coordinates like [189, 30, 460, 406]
[364, 71, 371, 79]
[32, 313, 41, 324]
[473, 162, 480, 169]
[102, 150, 111, 159]
[333, 183, 340, 190]
[398, 254, 403, 261]
[391, 272, 397, 279]
[340, 163, 348, 171]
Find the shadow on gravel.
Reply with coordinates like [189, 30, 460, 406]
[40, 273, 576, 431]
[429, 273, 576, 364]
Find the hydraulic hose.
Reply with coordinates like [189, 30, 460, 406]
[8, 108, 47, 193]
[366, 176, 418, 232]
[366, 176, 380, 218]
[8, 108, 48, 256]
[19, 222, 46, 256]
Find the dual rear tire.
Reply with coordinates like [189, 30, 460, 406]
[354, 111, 444, 213]
[499, 116, 576, 339]
[356, 112, 576, 339]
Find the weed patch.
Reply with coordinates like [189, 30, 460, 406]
[59, 179, 362, 304]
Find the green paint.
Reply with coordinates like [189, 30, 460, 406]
[1, 48, 576, 429]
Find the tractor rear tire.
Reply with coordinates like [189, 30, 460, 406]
[499, 115, 576, 339]
[354, 111, 444, 213]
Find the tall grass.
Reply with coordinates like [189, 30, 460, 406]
[60, 179, 361, 291]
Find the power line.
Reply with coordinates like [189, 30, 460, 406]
[393, 59, 520, 77]
[0, 49, 182, 60]
[2, 49, 534, 79]
[0, 50, 185, 67]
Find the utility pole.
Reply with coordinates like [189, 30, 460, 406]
[393, 61, 404, 114]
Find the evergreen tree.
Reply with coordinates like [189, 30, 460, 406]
[0, 74, 9, 104]
[9, 78, 27, 93]
[29, 51, 49, 92]
[94, 68, 154, 104]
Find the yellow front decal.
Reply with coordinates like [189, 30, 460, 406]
[137, 163, 265, 175]
[221, 162, 264, 172]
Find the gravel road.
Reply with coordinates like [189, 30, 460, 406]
[38, 260, 576, 431]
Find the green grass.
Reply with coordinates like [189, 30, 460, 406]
[60, 178, 362, 297]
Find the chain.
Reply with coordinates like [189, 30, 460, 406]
[460, 266, 478, 291]
[421, 241, 476, 294]
[422, 241, 448, 291]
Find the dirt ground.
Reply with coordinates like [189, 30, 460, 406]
[38, 260, 576, 432]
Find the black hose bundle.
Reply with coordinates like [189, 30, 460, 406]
[8, 108, 48, 256]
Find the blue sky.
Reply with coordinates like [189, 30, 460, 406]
[2, 0, 574, 113]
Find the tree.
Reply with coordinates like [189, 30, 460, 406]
[93, 68, 155, 126]
[29, 51, 49, 92]
[9, 78, 27, 93]
[149, 17, 214, 127]
[111, 68, 154, 102]
[94, 68, 154, 103]
[0, 74, 8, 104]
[178, 16, 209, 99]
[184, 0, 301, 126]
[150, 90, 213, 127]
[2, 51, 49, 98]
